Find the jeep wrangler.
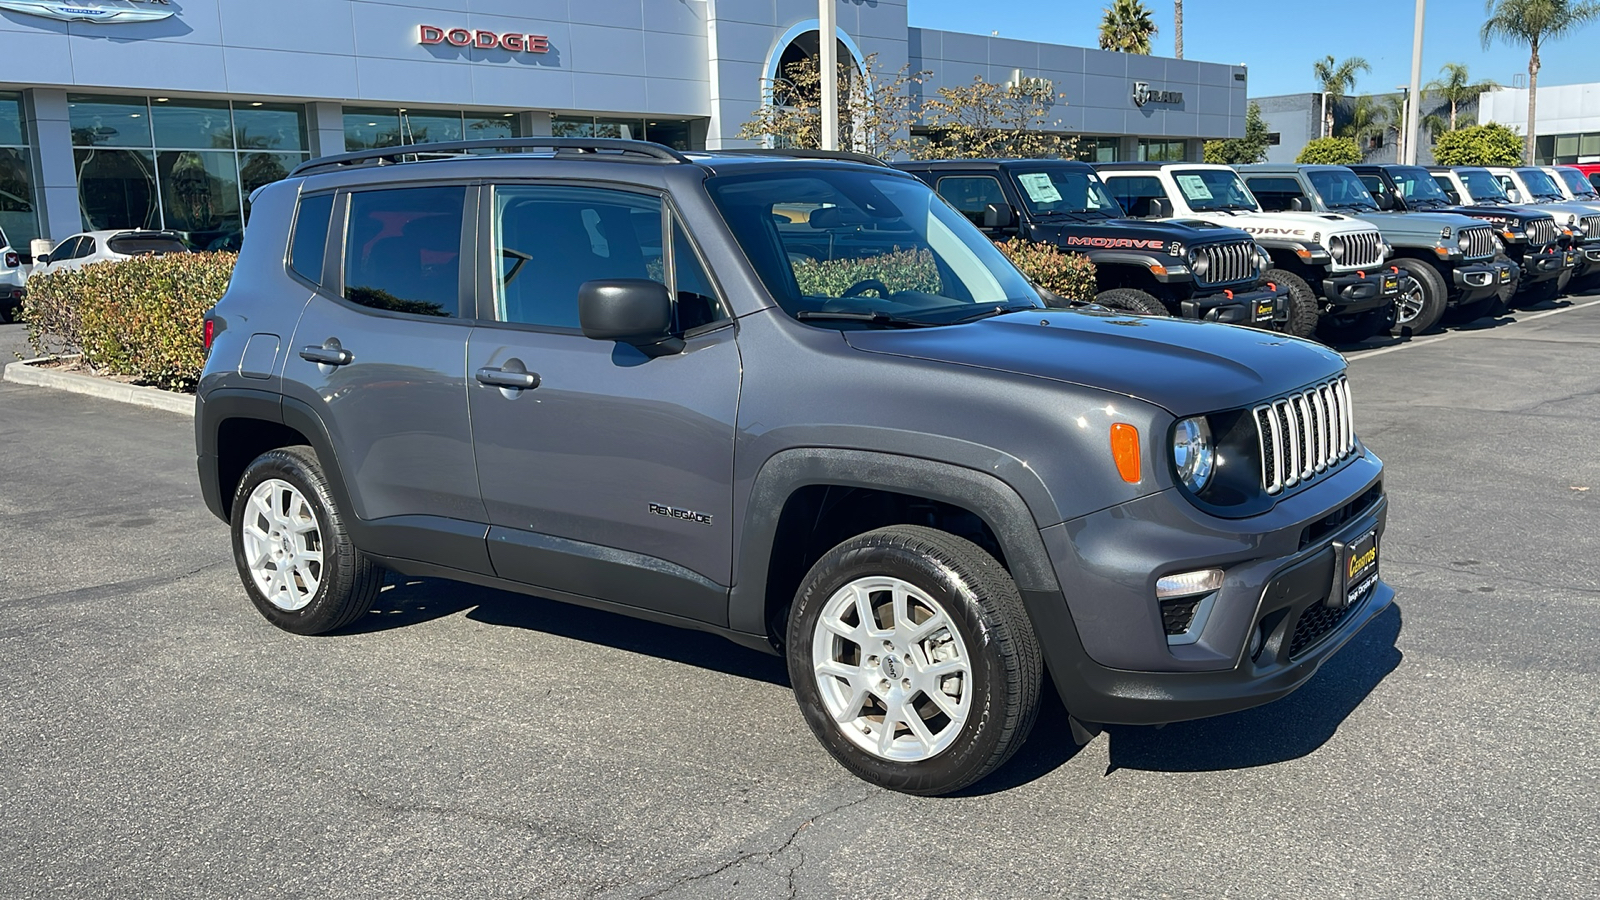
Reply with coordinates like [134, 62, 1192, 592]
[1236, 164, 1513, 334]
[1427, 166, 1575, 306]
[893, 159, 1287, 329]
[1485, 166, 1600, 284]
[197, 139, 1393, 796]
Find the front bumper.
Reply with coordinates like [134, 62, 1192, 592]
[1321, 268, 1402, 315]
[1518, 244, 1569, 283]
[1179, 282, 1286, 329]
[1452, 259, 1518, 302]
[1031, 450, 1391, 726]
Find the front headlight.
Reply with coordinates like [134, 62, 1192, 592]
[1457, 233, 1472, 253]
[1329, 236, 1346, 261]
[1256, 245, 1271, 270]
[1173, 416, 1215, 493]
[1494, 235, 1506, 252]
[1187, 249, 1210, 277]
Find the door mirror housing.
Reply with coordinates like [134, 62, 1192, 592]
[1374, 190, 1396, 210]
[1287, 197, 1306, 212]
[982, 202, 1015, 230]
[578, 279, 681, 355]
[1506, 188, 1523, 203]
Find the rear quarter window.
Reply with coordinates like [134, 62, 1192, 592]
[290, 192, 334, 285]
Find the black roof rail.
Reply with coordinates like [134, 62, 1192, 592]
[290, 137, 691, 178]
[708, 148, 892, 168]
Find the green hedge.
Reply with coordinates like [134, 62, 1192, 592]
[1295, 137, 1364, 165]
[22, 252, 236, 392]
[1432, 123, 1524, 166]
[995, 238, 1098, 305]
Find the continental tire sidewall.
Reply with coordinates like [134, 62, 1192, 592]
[230, 446, 374, 635]
[786, 530, 1027, 795]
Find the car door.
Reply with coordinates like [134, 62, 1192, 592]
[465, 181, 740, 624]
[279, 183, 490, 571]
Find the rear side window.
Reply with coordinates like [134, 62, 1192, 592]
[343, 186, 466, 318]
[107, 234, 186, 256]
[1104, 176, 1166, 217]
[1590, 174, 1600, 192]
[76, 237, 97, 259]
[290, 193, 334, 284]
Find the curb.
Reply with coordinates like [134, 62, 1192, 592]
[3, 357, 195, 417]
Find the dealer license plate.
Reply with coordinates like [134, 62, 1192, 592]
[1383, 275, 1400, 294]
[1255, 301, 1276, 323]
[1343, 531, 1379, 608]
[1499, 268, 1512, 283]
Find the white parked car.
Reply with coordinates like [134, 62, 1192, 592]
[27, 229, 189, 281]
[0, 226, 25, 322]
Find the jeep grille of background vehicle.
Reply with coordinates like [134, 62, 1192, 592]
[1252, 376, 1355, 495]
[1584, 216, 1600, 243]
[1527, 218, 1557, 247]
[1198, 241, 1256, 286]
[1461, 225, 1496, 260]
[1336, 231, 1384, 268]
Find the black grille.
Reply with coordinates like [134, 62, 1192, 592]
[1528, 218, 1557, 247]
[1161, 597, 1204, 635]
[1461, 226, 1495, 260]
[1289, 598, 1358, 657]
[1198, 241, 1255, 286]
[1584, 216, 1600, 243]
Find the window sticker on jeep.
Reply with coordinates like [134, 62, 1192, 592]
[1017, 173, 1063, 204]
[1175, 174, 1214, 200]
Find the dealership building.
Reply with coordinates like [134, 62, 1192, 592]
[0, 0, 1248, 255]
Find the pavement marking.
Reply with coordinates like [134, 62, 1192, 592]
[1346, 296, 1600, 361]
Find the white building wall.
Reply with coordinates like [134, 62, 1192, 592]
[1478, 83, 1600, 138]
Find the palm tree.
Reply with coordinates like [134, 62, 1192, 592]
[1338, 95, 1389, 154]
[1482, 0, 1600, 163]
[1175, 0, 1184, 58]
[1099, 0, 1158, 54]
[1381, 93, 1408, 160]
[1312, 55, 1372, 138]
[1424, 62, 1500, 130]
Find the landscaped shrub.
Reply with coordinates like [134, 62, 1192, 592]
[22, 252, 236, 392]
[995, 238, 1098, 305]
[792, 248, 942, 297]
[1295, 137, 1364, 165]
[1432, 123, 1525, 166]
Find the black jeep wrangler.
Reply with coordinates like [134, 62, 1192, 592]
[893, 159, 1286, 329]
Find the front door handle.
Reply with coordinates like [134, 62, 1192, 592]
[476, 358, 540, 390]
[299, 338, 353, 366]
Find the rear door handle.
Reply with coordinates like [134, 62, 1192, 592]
[299, 339, 353, 366]
[476, 360, 540, 390]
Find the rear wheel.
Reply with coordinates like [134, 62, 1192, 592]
[1264, 268, 1318, 338]
[1094, 287, 1169, 316]
[787, 526, 1042, 796]
[1389, 264, 1447, 336]
[230, 446, 382, 635]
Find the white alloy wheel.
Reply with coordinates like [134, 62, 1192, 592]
[811, 575, 973, 762]
[240, 478, 324, 611]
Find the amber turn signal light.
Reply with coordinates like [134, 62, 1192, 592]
[1111, 423, 1140, 483]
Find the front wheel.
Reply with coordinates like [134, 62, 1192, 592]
[1094, 287, 1169, 316]
[230, 446, 382, 635]
[787, 526, 1042, 796]
[1389, 264, 1447, 336]
[1315, 307, 1391, 345]
[1264, 268, 1318, 338]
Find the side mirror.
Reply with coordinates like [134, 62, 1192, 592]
[1506, 188, 1523, 203]
[1288, 197, 1306, 212]
[1445, 189, 1461, 204]
[1148, 197, 1174, 218]
[982, 202, 1016, 230]
[578, 279, 680, 355]
[1374, 191, 1396, 211]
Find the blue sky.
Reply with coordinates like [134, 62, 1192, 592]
[909, 0, 1600, 98]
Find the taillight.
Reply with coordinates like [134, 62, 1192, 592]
[203, 318, 215, 351]
[3, 252, 17, 268]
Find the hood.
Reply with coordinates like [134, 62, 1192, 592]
[1357, 209, 1495, 237]
[1210, 210, 1376, 243]
[843, 309, 1345, 416]
[1026, 216, 1251, 248]
[1443, 204, 1556, 227]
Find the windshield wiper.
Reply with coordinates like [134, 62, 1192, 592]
[949, 301, 1046, 324]
[795, 309, 937, 328]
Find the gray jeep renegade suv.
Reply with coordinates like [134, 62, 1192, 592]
[196, 138, 1393, 795]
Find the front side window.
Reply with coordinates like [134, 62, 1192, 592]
[1307, 169, 1379, 212]
[1170, 169, 1258, 212]
[935, 176, 1007, 225]
[706, 169, 1039, 325]
[1103, 175, 1165, 217]
[1243, 176, 1309, 212]
[1007, 168, 1121, 217]
[343, 186, 465, 318]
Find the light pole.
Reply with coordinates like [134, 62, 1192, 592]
[1395, 85, 1409, 163]
[819, 0, 839, 151]
[1403, 0, 1425, 165]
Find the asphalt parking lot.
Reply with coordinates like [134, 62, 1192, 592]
[2, 299, 1598, 899]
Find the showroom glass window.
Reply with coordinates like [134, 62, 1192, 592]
[1138, 139, 1189, 163]
[551, 116, 698, 151]
[69, 95, 310, 249]
[0, 91, 40, 252]
[342, 107, 522, 151]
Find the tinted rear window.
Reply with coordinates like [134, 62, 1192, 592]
[107, 235, 188, 256]
[290, 192, 334, 284]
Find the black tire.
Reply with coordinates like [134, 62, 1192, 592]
[1492, 253, 1519, 309]
[1444, 294, 1501, 324]
[1094, 287, 1169, 316]
[1264, 268, 1318, 338]
[1515, 277, 1562, 308]
[1315, 307, 1391, 345]
[1557, 266, 1573, 295]
[1389, 264, 1447, 336]
[230, 445, 382, 635]
[786, 525, 1043, 796]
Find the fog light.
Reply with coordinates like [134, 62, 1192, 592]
[1249, 625, 1265, 661]
[1155, 568, 1224, 599]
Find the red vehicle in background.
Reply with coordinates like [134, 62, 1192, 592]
[1570, 164, 1600, 192]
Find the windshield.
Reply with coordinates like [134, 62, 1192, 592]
[1459, 169, 1510, 203]
[706, 169, 1040, 325]
[1553, 167, 1599, 199]
[1516, 168, 1566, 201]
[1008, 167, 1124, 217]
[1170, 169, 1259, 211]
[1389, 167, 1452, 205]
[1308, 168, 1380, 211]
